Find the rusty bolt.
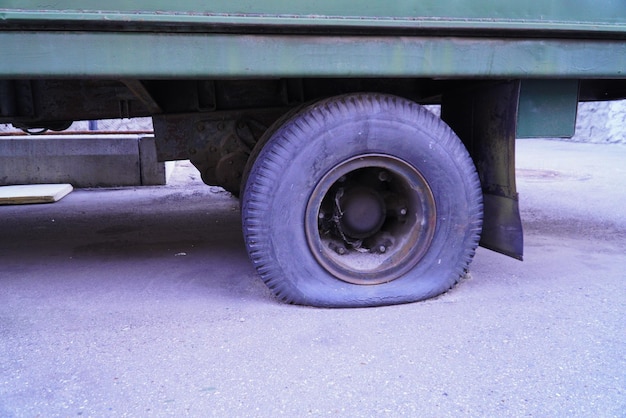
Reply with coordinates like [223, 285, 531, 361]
[330, 243, 347, 255]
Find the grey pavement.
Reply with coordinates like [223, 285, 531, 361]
[0, 139, 624, 417]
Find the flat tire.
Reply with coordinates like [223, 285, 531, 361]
[242, 93, 483, 307]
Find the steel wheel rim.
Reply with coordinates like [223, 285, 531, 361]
[305, 154, 437, 285]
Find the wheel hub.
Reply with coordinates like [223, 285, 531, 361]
[305, 154, 437, 285]
[336, 187, 386, 240]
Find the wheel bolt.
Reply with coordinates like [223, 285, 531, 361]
[399, 208, 407, 216]
[378, 171, 389, 182]
[329, 243, 347, 255]
[378, 245, 387, 253]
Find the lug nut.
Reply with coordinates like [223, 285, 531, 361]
[329, 243, 347, 255]
[399, 208, 407, 216]
[378, 171, 390, 182]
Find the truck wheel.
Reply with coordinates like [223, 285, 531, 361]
[242, 93, 483, 307]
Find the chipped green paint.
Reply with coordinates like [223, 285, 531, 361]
[0, 1, 624, 79]
[1, 0, 625, 31]
[0, 32, 624, 79]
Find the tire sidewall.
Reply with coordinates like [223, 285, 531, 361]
[244, 95, 479, 307]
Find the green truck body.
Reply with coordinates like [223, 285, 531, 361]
[1, 1, 625, 306]
[1, 1, 625, 78]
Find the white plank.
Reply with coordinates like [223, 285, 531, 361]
[0, 184, 73, 205]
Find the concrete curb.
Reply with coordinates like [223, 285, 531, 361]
[0, 134, 168, 187]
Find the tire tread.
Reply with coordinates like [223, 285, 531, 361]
[243, 93, 483, 306]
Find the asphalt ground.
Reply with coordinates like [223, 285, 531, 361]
[1, 139, 624, 417]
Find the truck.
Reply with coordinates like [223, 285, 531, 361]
[1, 1, 625, 307]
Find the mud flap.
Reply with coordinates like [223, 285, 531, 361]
[441, 80, 523, 260]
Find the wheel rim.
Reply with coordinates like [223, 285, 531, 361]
[305, 154, 437, 285]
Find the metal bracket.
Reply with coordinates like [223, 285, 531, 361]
[121, 79, 163, 114]
[152, 108, 286, 194]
